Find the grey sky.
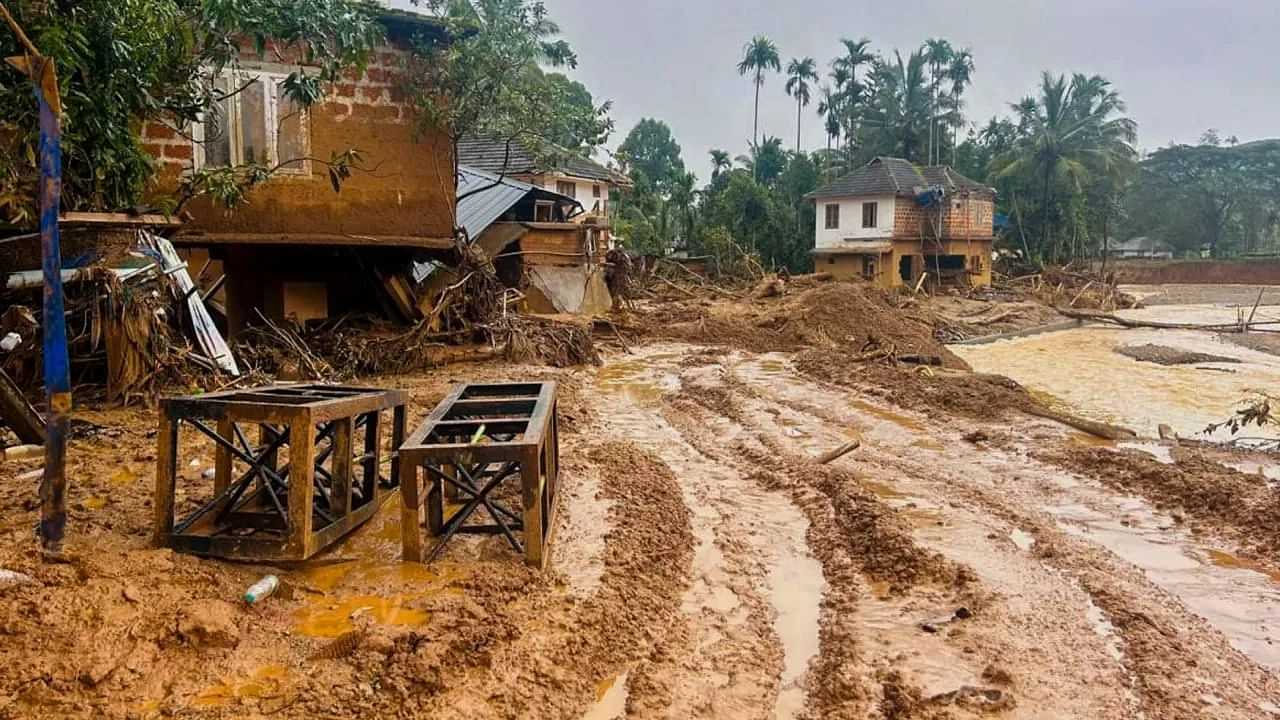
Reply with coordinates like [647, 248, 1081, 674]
[532, 0, 1279, 180]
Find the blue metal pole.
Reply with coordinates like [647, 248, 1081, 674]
[33, 57, 70, 555]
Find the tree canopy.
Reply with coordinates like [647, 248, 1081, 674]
[0, 0, 384, 223]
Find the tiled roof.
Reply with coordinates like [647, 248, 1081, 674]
[456, 135, 630, 185]
[808, 157, 994, 200]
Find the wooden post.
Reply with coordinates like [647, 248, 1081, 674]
[330, 418, 353, 517]
[400, 461, 423, 563]
[214, 417, 234, 495]
[287, 413, 316, 558]
[153, 414, 178, 542]
[521, 448, 544, 569]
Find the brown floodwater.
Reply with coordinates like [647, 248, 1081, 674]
[953, 304, 1280, 441]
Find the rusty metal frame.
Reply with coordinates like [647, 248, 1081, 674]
[154, 384, 406, 561]
[399, 382, 560, 569]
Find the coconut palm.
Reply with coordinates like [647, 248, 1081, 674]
[735, 136, 787, 185]
[860, 49, 932, 163]
[709, 149, 731, 179]
[785, 57, 818, 154]
[737, 35, 782, 149]
[991, 72, 1138, 263]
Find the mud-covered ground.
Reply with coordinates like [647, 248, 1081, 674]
[2, 283, 1280, 719]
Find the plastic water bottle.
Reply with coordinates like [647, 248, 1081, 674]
[244, 575, 279, 605]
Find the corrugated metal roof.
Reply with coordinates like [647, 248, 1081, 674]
[456, 166, 533, 239]
[455, 166, 582, 239]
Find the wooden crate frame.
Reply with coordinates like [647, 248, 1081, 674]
[399, 382, 560, 568]
[154, 384, 406, 561]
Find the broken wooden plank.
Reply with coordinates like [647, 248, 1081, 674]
[0, 341, 46, 445]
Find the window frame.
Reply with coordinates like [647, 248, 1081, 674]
[193, 65, 312, 177]
[861, 201, 878, 229]
[534, 200, 555, 223]
[824, 203, 840, 230]
[555, 180, 577, 199]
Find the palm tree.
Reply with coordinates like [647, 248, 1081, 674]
[945, 48, 975, 164]
[670, 171, 699, 247]
[735, 136, 787, 185]
[991, 72, 1138, 264]
[861, 50, 931, 163]
[785, 57, 818, 154]
[737, 35, 782, 150]
[709, 149, 731, 179]
[830, 38, 872, 158]
[816, 85, 840, 152]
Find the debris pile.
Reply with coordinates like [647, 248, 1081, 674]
[1, 231, 237, 410]
[1000, 265, 1139, 311]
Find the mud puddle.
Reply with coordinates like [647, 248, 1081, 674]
[582, 672, 630, 720]
[1045, 498, 1280, 669]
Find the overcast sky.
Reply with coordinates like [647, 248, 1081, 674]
[528, 0, 1279, 180]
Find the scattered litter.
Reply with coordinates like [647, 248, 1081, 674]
[0, 332, 20, 352]
[0, 569, 35, 590]
[2, 444, 42, 461]
[244, 575, 280, 605]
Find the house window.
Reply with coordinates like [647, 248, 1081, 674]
[824, 204, 840, 230]
[556, 181, 577, 199]
[592, 184, 601, 198]
[862, 202, 878, 229]
[195, 67, 310, 174]
[534, 201, 555, 223]
[862, 256, 877, 279]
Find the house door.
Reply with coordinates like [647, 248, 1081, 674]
[899, 255, 913, 284]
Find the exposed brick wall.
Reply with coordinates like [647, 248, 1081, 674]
[893, 194, 994, 243]
[142, 39, 454, 239]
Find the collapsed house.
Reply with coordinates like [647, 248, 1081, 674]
[457, 166, 612, 315]
[148, 9, 459, 335]
[808, 157, 996, 290]
[457, 135, 632, 246]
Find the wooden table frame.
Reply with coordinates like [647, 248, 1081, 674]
[154, 384, 406, 561]
[399, 382, 560, 569]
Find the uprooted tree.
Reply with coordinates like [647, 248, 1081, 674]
[0, 0, 385, 224]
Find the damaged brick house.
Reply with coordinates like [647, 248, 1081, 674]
[457, 135, 631, 245]
[808, 157, 995, 290]
[146, 8, 458, 334]
[456, 166, 612, 315]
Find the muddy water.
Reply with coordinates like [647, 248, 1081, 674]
[590, 345, 825, 719]
[730, 350, 1280, 677]
[953, 303, 1280, 441]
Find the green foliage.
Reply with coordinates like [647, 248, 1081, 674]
[407, 0, 612, 175]
[738, 34, 780, 147]
[1125, 139, 1280, 257]
[988, 72, 1138, 265]
[785, 57, 817, 152]
[617, 118, 684, 194]
[0, 0, 384, 222]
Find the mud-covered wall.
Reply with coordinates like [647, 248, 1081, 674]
[143, 41, 454, 240]
[1112, 259, 1280, 285]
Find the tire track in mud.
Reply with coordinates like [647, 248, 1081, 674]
[589, 374, 790, 719]
[753, 352, 1280, 719]
[680, 353, 1259, 717]
[661, 363, 997, 719]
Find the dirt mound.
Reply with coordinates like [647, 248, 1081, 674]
[1116, 344, 1240, 366]
[657, 281, 968, 369]
[1037, 445, 1280, 558]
